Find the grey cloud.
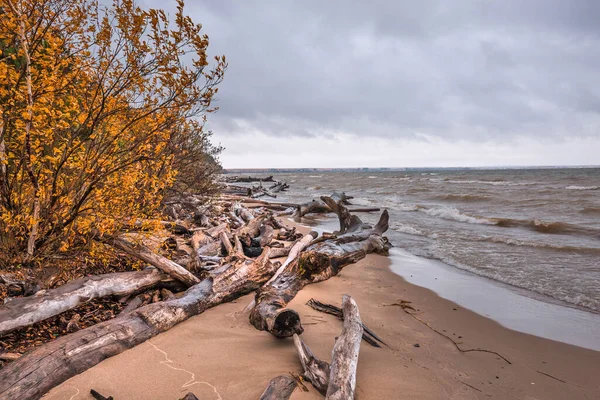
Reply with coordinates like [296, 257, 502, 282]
[142, 0, 600, 141]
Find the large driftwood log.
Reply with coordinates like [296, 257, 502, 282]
[292, 191, 353, 218]
[0, 249, 277, 400]
[224, 175, 274, 183]
[259, 375, 297, 400]
[108, 236, 200, 287]
[0, 270, 167, 337]
[293, 334, 330, 395]
[250, 206, 389, 337]
[326, 295, 363, 400]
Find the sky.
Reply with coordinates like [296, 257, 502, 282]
[142, 0, 600, 168]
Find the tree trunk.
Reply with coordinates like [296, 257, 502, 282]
[0, 249, 277, 400]
[326, 295, 363, 400]
[107, 236, 200, 286]
[0, 270, 167, 336]
[259, 375, 297, 400]
[250, 210, 389, 338]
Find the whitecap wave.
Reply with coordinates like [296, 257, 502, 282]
[566, 185, 599, 191]
[391, 222, 427, 236]
[418, 206, 494, 225]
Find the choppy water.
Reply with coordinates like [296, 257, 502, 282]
[266, 168, 600, 313]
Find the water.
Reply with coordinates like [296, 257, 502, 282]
[257, 168, 600, 314]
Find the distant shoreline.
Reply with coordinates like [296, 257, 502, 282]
[224, 165, 600, 173]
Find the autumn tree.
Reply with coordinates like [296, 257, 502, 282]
[0, 0, 226, 262]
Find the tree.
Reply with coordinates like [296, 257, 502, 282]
[0, 0, 226, 262]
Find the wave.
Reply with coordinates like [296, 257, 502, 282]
[435, 194, 491, 202]
[426, 179, 536, 186]
[391, 222, 427, 237]
[418, 206, 493, 224]
[475, 236, 600, 254]
[492, 218, 600, 239]
[580, 207, 600, 215]
[566, 185, 599, 191]
[394, 203, 495, 225]
[309, 175, 323, 178]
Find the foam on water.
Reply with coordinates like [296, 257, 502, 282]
[566, 185, 599, 191]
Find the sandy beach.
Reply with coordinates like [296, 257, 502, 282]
[45, 220, 600, 400]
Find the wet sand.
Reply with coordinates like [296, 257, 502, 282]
[46, 221, 600, 400]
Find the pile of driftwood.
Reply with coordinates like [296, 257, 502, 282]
[0, 190, 390, 399]
[221, 175, 290, 199]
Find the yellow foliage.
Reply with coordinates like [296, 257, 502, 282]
[0, 0, 226, 262]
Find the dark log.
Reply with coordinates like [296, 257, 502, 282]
[259, 375, 297, 400]
[181, 393, 199, 400]
[250, 210, 389, 338]
[224, 175, 274, 183]
[326, 295, 363, 400]
[0, 249, 278, 400]
[0, 270, 167, 336]
[347, 207, 380, 213]
[108, 236, 200, 287]
[90, 389, 114, 400]
[293, 334, 330, 395]
[306, 298, 385, 347]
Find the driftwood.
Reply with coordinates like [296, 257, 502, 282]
[259, 375, 297, 400]
[326, 295, 363, 400]
[250, 203, 389, 338]
[224, 175, 274, 183]
[108, 236, 200, 287]
[0, 249, 277, 399]
[269, 181, 289, 193]
[292, 191, 354, 218]
[90, 389, 114, 400]
[293, 334, 330, 394]
[0, 269, 167, 337]
[306, 298, 385, 347]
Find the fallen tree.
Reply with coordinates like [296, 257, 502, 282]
[326, 295, 363, 400]
[291, 295, 364, 399]
[0, 249, 277, 399]
[0, 269, 168, 337]
[250, 198, 390, 337]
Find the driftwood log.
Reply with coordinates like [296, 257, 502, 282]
[250, 199, 389, 338]
[292, 191, 354, 218]
[108, 236, 200, 286]
[259, 375, 297, 400]
[326, 295, 363, 400]
[0, 249, 277, 399]
[0, 269, 167, 337]
[224, 175, 274, 183]
[293, 334, 330, 394]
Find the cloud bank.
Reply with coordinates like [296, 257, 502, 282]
[142, 0, 600, 167]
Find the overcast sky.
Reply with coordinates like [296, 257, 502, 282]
[143, 0, 600, 168]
